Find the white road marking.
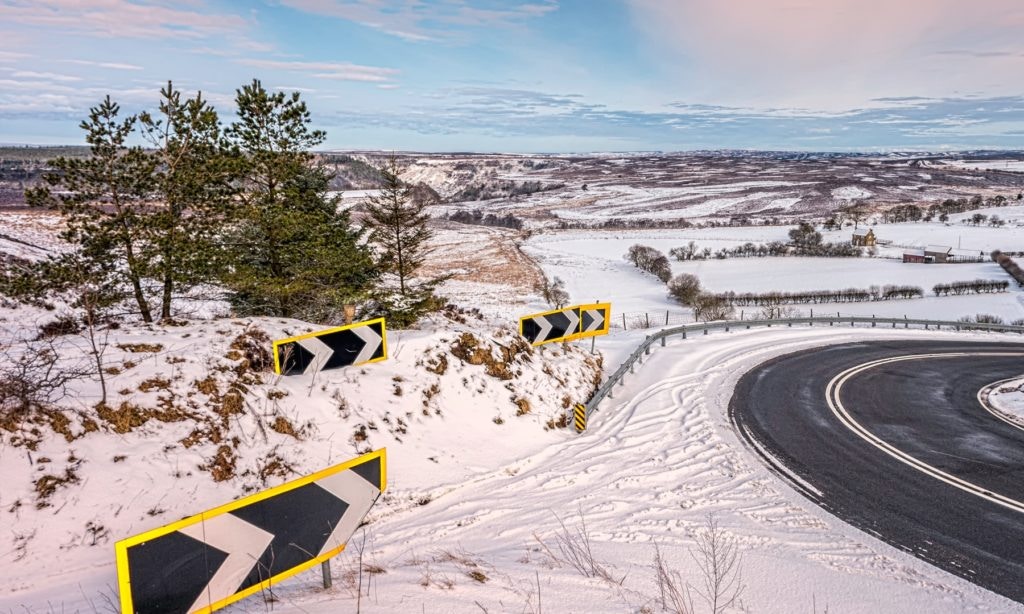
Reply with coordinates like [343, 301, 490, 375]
[825, 352, 1024, 514]
[976, 377, 1024, 433]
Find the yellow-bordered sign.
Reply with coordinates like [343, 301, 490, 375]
[574, 302, 611, 340]
[272, 317, 387, 375]
[115, 449, 387, 614]
[519, 303, 611, 346]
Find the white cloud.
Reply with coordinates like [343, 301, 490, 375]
[0, 0, 248, 39]
[62, 59, 144, 70]
[11, 70, 82, 82]
[238, 59, 399, 83]
[279, 0, 558, 42]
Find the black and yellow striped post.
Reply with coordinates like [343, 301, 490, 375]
[573, 403, 587, 433]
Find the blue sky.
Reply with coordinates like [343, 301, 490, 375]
[3, 0, 1024, 152]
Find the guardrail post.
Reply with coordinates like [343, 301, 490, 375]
[660, 336, 666, 346]
[681, 330, 687, 339]
[925, 323, 929, 329]
[851, 320, 855, 327]
[703, 326, 708, 335]
[725, 324, 730, 332]
[746, 323, 750, 329]
[829, 320, 833, 326]
[787, 321, 792, 327]
[872, 315, 876, 328]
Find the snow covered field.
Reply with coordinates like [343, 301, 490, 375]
[524, 230, 1024, 322]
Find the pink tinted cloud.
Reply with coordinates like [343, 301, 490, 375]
[628, 0, 1024, 110]
[0, 0, 249, 39]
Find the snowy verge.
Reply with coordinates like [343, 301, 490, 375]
[987, 376, 1024, 425]
[0, 312, 602, 610]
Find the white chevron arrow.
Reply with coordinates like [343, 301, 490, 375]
[297, 336, 333, 375]
[313, 470, 381, 556]
[564, 309, 580, 337]
[533, 315, 553, 343]
[180, 514, 274, 613]
[583, 309, 604, 332]
[351, 325, 383, 365]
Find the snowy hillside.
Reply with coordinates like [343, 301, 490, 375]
[0, 311, 602, 610]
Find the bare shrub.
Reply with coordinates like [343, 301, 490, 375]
[690, 516, 743, 614]
[668, 274, 702, 306]
[0, 339, 88, 432]
[654, 543, 694, 614]
[692, 294, 734, 322]
[536, 275, 570, 308]
[534, 508, 621, 583]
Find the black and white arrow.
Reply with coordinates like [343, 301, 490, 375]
[521, 308, 581, 345]
[581, 308, 605, 333]
[118, 451, 387, 614]
[275, 318, 387, 375]
[296, 336, 333, 375]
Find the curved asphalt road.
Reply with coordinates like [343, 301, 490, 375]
[729, 340, 1024, 604]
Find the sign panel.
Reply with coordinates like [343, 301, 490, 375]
[575, 302, 611, 340]
[115, 449, 387, 614]
[519, 303, 611, 346]
[519, 306, 580, 346]
[272, 317, 387, 375]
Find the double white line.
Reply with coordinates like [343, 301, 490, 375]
[826, 352, 1024, 514]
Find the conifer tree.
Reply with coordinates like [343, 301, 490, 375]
[224, 80, 376, 321]
[363, 156, 445, 326]
[138, 82, 236, 320]
[26, 97, 157, 322]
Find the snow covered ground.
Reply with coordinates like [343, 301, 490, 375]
[988, 377, 1024, 424]
[4, 177, 1024, 612]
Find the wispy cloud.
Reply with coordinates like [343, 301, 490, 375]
[0, 0, 248, 39]
[279, 0, 558, 42]
[237, 59, 399, 83]
[61, 59, 144, 71]
[9, 70, 81, 82]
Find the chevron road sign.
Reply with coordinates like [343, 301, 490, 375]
[115, 449, 387, 614]
[272, 317, 387, 375]
[519, 306, 581, 346]
[519, 303, 612, 346]
[575, 302, 611, 340]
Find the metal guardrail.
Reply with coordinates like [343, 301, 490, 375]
[584, 316, 1024, 419]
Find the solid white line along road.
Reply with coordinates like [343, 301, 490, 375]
[826, 352, 1024, 515]
[977, 376, 1024, 433]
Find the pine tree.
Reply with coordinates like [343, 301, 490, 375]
[363, 156, 445, 326]
[223, 80, 376, 321]
[26, 97, 157, 322]
[138, 82, 236, 320]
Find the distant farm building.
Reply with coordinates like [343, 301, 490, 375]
[925, 245, 953, 263]
[851, 229, 877, 247]
[903, 249, 928, 263]
[903, 245, 954, 264]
